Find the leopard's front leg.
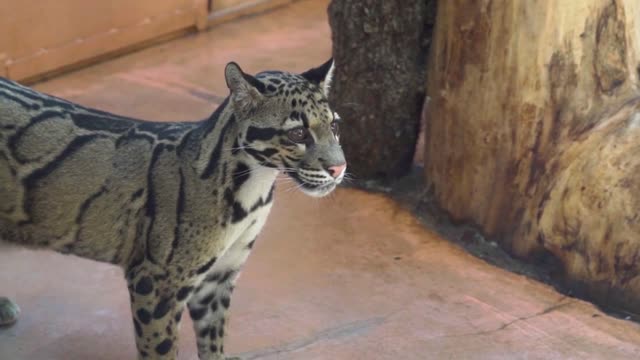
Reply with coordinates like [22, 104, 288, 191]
[188, 270, 238, 360]
[187, 236, 256, 360]
[126, 261, 193, 360]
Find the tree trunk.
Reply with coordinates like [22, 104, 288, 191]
[424, 0, 640, 313]
[328, 0, 435, 181]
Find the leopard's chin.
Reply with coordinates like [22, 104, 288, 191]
[299, 182, 337, 198]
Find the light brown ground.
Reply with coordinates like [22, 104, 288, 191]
[1, 1, 640, 359]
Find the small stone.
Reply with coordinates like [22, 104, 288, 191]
[0, 297, 20, 326]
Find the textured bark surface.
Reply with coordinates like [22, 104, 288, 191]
[328, 0, 435, 180]
[424, 0, 640, 313]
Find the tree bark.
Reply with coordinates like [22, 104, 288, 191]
[328, 0, 435, 181]
[424, 0, 640, 312]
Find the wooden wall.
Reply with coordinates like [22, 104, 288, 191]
[208, 0, 293, 26]
[0, 0, 293, 82]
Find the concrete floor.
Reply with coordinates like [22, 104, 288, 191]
[2, 1, 640, 359]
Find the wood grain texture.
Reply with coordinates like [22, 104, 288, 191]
[424, 0, 640, 313]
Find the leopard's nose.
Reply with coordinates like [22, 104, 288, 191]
[328, 163, 347, 178]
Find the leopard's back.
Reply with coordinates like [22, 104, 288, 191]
[0, 78, 161, 264]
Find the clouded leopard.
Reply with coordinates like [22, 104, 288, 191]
[0, 59, 346, 359]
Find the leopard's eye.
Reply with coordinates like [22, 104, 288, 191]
[287, 127, 309, 143]
[330, 121, 340, 136]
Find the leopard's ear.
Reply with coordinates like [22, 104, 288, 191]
[300, 58, 334, 97]
[225, 62, 265, 115]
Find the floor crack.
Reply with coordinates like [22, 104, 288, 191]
[437, 296, 573, 339]
[236, 316, 386, 359]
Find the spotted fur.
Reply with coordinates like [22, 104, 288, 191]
[0, 59, 345, 360]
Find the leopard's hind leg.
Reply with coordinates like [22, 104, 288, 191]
[0, 297, 19, 326]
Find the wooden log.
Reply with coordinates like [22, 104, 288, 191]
[424, 0, 640, 312]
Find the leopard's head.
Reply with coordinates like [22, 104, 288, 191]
[225, 59, 346, 197]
